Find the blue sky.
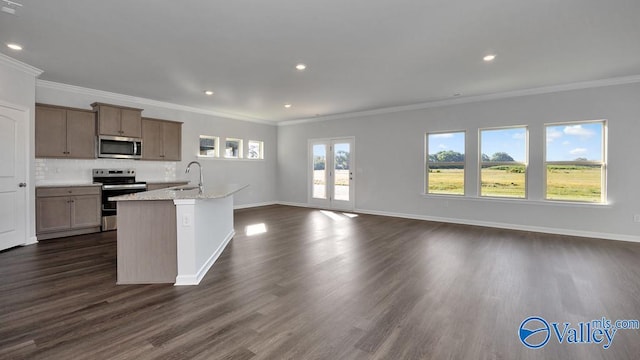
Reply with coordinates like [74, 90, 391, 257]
[428, 132, 465, 155]
[546, 123, 603, 161]
[481, 128, 527, 162]
[428, 123, 603, 162]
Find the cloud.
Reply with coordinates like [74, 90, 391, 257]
[431, 133, 454, 139]
[512, 132, 526, 140]
[562, 141, 571, 146]
[546, 129, 563, 142]
[438, 144, 447, 149]
[569, 148, 588, 155]
[564, 125, 595, 138]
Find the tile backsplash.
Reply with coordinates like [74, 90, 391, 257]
[35, 158, 178, 185]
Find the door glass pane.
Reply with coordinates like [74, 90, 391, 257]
[312, 144, 327, 199]
[334, 143, 350, 201]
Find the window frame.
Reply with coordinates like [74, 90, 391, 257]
[543, 119, 607, 203]
[198, 135, 220, 158]
[425, 130, 466, 196]
[478, 125, 529, 199]
[224, 138, 244, 159]
[247, 140, 264, 160]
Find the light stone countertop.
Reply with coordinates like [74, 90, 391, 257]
[109, 183, 248, 201]
[142, 179, 189, 184]
[36, 182, 102, 188]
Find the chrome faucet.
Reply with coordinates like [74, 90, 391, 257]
[185, 161, 204, 192]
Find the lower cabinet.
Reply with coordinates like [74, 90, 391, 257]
[36, 186, 102, 240]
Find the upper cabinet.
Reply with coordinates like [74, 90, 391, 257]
[141, 117, 182, 161]
[91, 102, 143, 138]
[36, 104, 96, 159]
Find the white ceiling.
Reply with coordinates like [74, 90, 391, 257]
[2, 0, 640, 123]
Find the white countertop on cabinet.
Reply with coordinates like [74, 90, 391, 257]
[108, 183, 248, 201]
[36, 182, 102, 188]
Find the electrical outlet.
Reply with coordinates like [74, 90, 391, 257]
[634, 214, 640, 223]
[182, 214, 191, 226]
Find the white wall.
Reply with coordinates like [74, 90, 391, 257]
[0, 54, 40, 243]
[35, 83, 277, 207]
[277, 82, 640, 241]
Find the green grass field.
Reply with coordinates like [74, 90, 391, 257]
[428, 165, 602, 202]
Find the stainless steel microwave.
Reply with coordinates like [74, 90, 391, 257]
[98, 135, 142, 159]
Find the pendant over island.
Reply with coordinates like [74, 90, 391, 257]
[109, 184, 248, 285]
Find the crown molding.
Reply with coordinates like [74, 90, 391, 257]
[0, 53, 43, 77]
[278, 74, 640, 126]
[36, 80, 276, 125]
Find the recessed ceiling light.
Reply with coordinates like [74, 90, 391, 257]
[483, 54, 496, 62]
[204, 90, 214, 95]
[7, 43, 22, 51]
[284, 104, 292, 108]
[295, 64, 307, 71]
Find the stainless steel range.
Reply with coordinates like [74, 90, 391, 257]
[92, 169, 147, 231]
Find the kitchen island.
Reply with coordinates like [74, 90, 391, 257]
[109, 184, 247, 285]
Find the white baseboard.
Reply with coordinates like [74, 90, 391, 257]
[353, 208, 640, 243]
[25, 236, 38, 245]
[271, 202, 639, 243]
[174, 229, 235, 286]
[276, 201, 314, 208]
[234, 201, 277, 210]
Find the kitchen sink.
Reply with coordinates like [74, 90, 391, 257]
[172, 185, 199, 191]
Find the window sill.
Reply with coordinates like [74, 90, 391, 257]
[420, 193, 611, 208]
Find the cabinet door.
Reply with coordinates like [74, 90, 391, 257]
[162, 121, 182, 161]
[66, 110, 96, 159]
[71, 195, 101, 229]
[98, 105, 122, 136]
[120, 108, 142, 138]
[141, 118, 163, 160]
[36, 197, 71, 233]
[35, 106, 67, 157]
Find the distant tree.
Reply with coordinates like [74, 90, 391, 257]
[430, 150, 464, 162]
[490, 152, 515, 162]
[313, 156, 325, 170]
[574, 157, 588, 161]
[481, 153, 490, 162]
[335, 150, 350, 170]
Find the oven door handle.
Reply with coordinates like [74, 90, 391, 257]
[102, 184, 147, 190]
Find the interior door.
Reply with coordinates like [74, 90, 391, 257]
[0, 103, 27, 251]
[309, 137, 354, 211]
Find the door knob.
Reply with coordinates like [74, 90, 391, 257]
[18, 182, 27, 188]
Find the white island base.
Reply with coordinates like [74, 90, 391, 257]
[114, 184, 246, 285]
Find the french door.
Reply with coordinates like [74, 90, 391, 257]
[308, 137, 354, 211]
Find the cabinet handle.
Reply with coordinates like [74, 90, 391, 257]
[18, 182, 27, 188]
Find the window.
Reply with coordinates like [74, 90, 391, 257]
[224, 138, 243, 158]
[480, 127, 528, 198]
[199, 135, 219, 157]
[426, 131, 465, 195]
[545, 120, 606, 203]
[247, 140, 264, 159]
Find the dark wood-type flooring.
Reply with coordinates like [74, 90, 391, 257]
[1, 205, 639, 359]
